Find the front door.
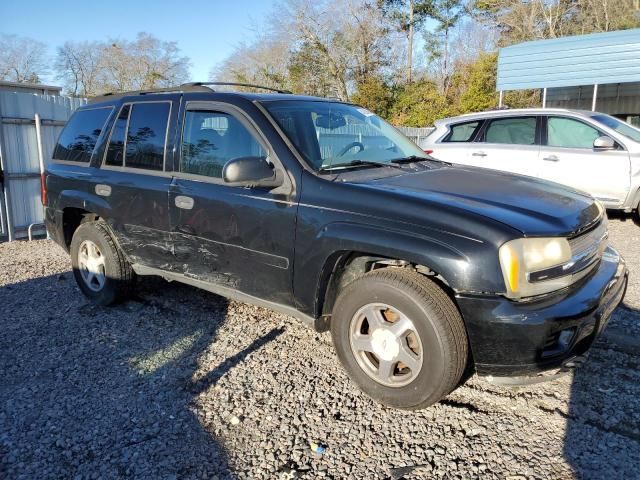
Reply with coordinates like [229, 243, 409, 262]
[168, 102, 297, 305]
[538, 116, 630, 206]
[468, 116, 541, 178]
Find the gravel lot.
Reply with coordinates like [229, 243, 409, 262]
[1, 216, 639, 480]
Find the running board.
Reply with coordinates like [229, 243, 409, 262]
[131, 264, 323, 331]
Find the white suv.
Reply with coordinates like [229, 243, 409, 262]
[424, 108, 640, 217]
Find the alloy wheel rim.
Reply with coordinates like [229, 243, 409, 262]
[349, 302, 423, 387]
[78, 240, 106, 292]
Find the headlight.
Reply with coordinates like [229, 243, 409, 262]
[499, 237, 572, 299]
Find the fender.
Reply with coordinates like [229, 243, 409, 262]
[293, 221, 505, 317]
[56, 189, 114, 219]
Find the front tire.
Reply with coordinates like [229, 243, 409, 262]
[70, 221, 135, 305]
[331, 268, 468, 409]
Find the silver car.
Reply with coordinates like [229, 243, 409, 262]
[424, 108, 640, 218]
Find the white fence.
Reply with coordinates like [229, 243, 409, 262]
[396, 126, 435, 149]
[0, 92, 86, 241]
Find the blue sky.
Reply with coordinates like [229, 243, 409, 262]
[0, 0, 276, 83]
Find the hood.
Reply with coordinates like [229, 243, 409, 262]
[358, 165, 600, 236]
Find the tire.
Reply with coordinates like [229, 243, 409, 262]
[70, 221, 135, 305]
[330, 267, 468, 409]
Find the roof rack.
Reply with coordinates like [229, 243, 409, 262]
[91, 82, 292, 103]
[182, 82, 292, 94]
[91, 84, 212, 103]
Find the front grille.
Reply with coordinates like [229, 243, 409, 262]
[567, 218, 608, 277]
[569, 219, 608, 258]
[528, 218, 608, 284]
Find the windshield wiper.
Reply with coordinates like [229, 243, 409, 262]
[318, 159, 403, 172]
[390, 155, 452, 166]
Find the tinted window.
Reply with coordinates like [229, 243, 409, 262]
[105, 105, 130, 167]
[484, 117, 536, 145]
[53, 107, 111, 162]
[181, 111, 266, 178]
[125, 103, 170, 170]
[444, 121, 479, 142]
[547, 117, 600, 148]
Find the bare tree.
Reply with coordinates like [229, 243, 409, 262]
[54, 33, 191, 96]
[0, 34, 49, 83]
[100, 33, 191, 92]
[55, 41, 104, 96]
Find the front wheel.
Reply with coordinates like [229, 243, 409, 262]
[70, 221, 135, 305]
[331, 268, 468, 409]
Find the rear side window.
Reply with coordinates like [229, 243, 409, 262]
[443, 121, 479, 142]
[53, 107, 112, 163]
[126, 103, 170, 170]
[483, 117, 537, 145]
[104, 102, 170, 170]
[105, 105, 130, 167]
[180, 110, 266, 178]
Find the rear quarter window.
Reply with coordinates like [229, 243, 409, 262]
[53, 107, 112, 163]
[443, 121, 480, 142]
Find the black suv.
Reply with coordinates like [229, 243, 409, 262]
[44, 82, 627, 409]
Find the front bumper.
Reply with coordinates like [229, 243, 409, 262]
[457, 246, 627, 378]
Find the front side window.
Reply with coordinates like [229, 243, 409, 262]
[53, 107, 112, 162]
[444, 121, 479, 142]
[547, 117, 600, 149]
[181, 110, 266, 178]
[104, 102, 170, 170]
[483, 117, 537, 145]
[263, 101, 428, 171]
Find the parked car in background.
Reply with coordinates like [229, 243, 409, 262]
[424, 108, 640, 219]
[44, 87, 627, 409]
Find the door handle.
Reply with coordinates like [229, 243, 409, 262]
[95, 184, 111, 197]
[472, 152, 487, 157]
[543, 155, 559, 162]
[175, 195, 194, 210]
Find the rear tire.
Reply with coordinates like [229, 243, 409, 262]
[331, 268, 468, 409]
[70, 221, 135, 305]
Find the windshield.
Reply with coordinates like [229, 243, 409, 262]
[591, 114, 640, 142]
[263, 100, 428, 171]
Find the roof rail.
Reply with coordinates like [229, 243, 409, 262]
[91, 84, 212, 103]
[183, 82, 292, 94]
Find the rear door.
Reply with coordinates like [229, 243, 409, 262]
[430, 120, 481, 164]
[90, 98, 177, 269]
[467, 116, 541, 178]
[538, 115, 630, 205]
[167, 101, 297, 305]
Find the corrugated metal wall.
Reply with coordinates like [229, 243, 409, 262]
[0, 92, 86, 240]
[546, 82, 640, 115]
[497, 29, 640, 91]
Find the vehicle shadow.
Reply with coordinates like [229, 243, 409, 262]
[0, 271, 283, 479]
[563, 304, 640, 479]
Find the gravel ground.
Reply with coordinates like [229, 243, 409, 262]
[1, 217, 639, 480]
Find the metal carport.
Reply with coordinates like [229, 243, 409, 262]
[496, 29, 640, 122]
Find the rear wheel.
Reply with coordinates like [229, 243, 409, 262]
[70, 221, 135, 305]
[331, 268, 468, 409]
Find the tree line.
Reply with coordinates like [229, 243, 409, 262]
[1, 0, 639, 127]
[0, 32, 190, 97]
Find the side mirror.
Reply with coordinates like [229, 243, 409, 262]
[222, 156, 279, 187]
[593, 135, 615, 150]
